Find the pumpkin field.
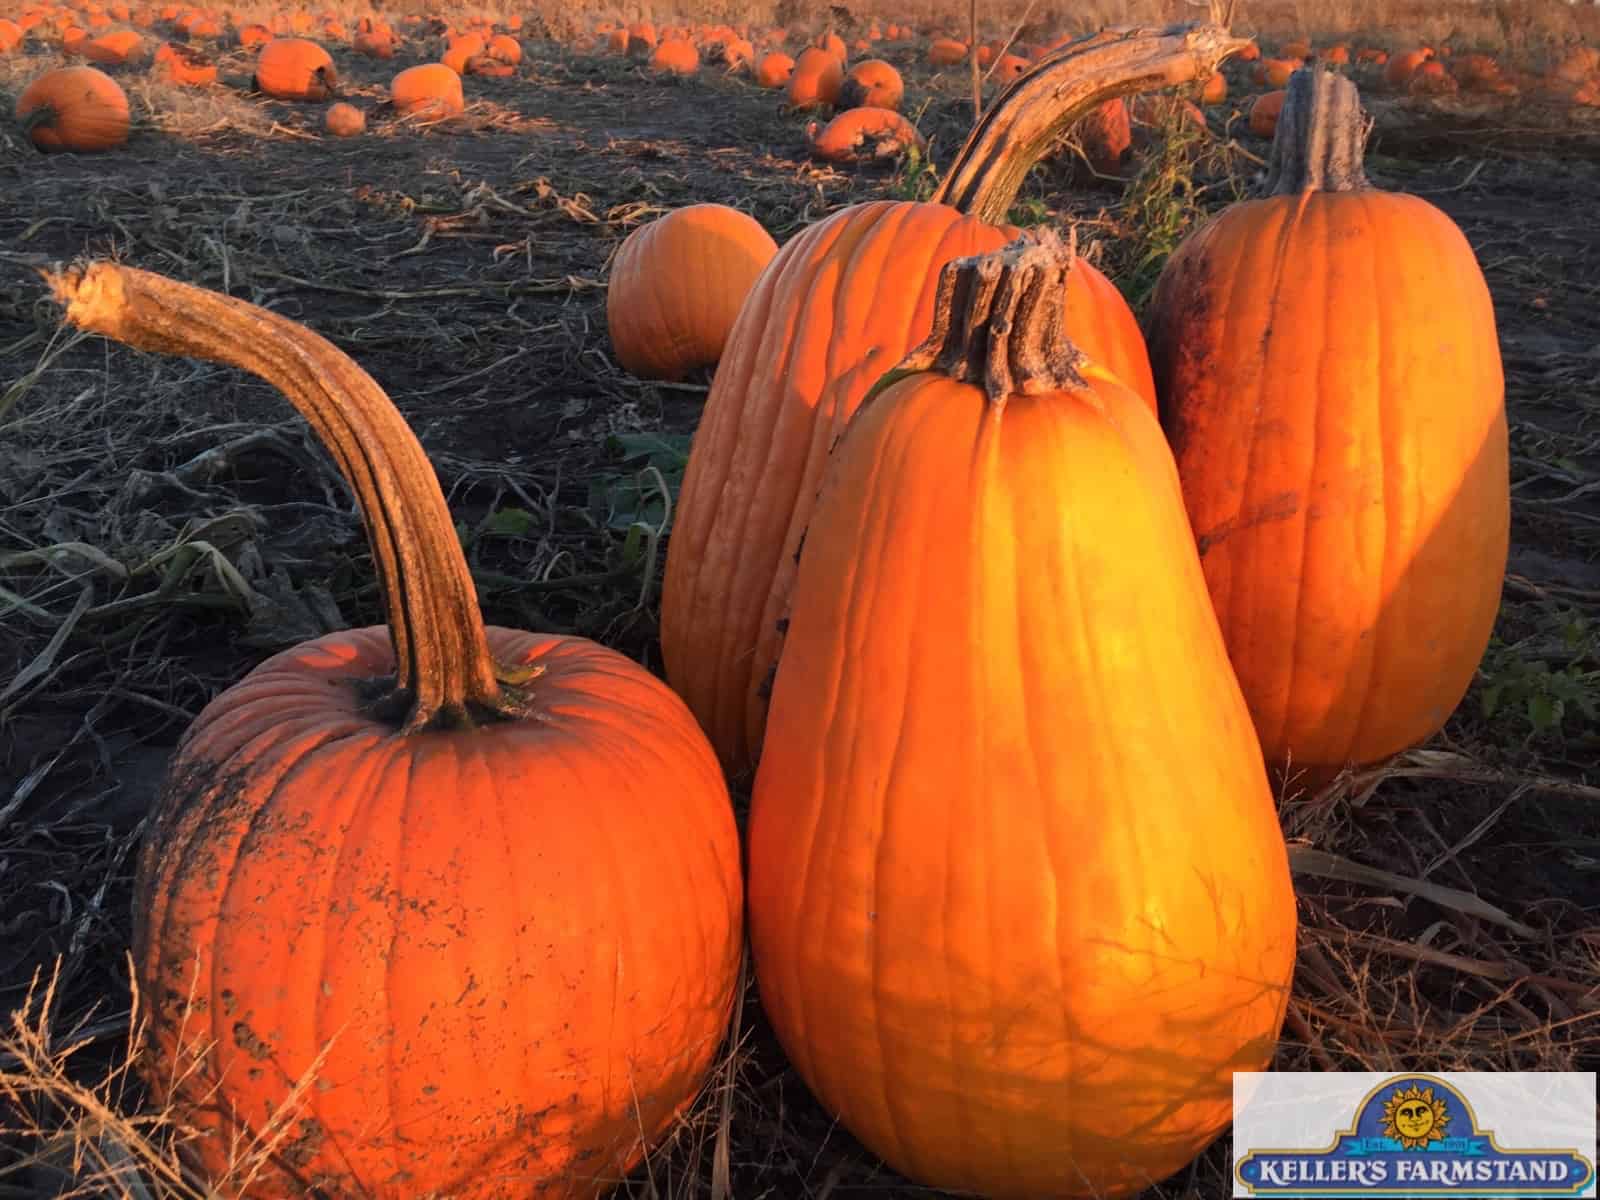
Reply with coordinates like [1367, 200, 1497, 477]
[1, 0, 1598, 1195]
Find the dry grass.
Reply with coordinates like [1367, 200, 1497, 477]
[2, 8, 1598, 1199]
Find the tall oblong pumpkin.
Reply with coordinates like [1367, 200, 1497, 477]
[748, 234, 1297, 1199]
[661, 23, 1240, 775]
[1144, 66, 1510, 779]
[48, 263, 743, 1198]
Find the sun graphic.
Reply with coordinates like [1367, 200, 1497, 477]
[1381, 1085, 1451, 1150]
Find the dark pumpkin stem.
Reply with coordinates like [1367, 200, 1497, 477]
[1264, 65, 1371, 195]
[43, 262, 526, 733]
[894, 229, 1086, 407]
[934, 22, 1251, 225]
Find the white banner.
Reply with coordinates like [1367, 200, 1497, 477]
[1233, 1072, 1596, 1198]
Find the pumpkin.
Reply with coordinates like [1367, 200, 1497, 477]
[15, 65, 130, 152]
[785, 45, 843, 107]
[992, 51, 1030, 80]
[748, 232, 1296, 1199]
[1144, 66, 1509, 779]
[606, 203, 779, 381]
[625, 20, 656, 58]
[805, 106, 923, 162]
[1248, 88, 1286, 136]
[1255, 55, 1302, 86]
[48, 261, 744, 1199]
[838, 57, 902, 109]
[82, 28, 144, 63]
[236, 22, 271, 49]
[815, 28, 846, 62]
[650, 37, 699, 74]
[662, 24, 1230, 774]
[1201, 68, 1226, 101]
[755, 50, 793, 87]
[254, 36, 336, 100]
[391, 62, 464, 116]
[1384, 46, 1433, 88]
[486, 32, 520, 63]
[324, 100, 364, 135]
[0, 18, 22, 52]
[927, 36, 966, 66]
[151, 39, 216, 85]
[1078, 95, 1131, 172]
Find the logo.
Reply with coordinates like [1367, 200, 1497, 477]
[1236, 1073, 1596, 1197]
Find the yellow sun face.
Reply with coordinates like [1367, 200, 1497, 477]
[1381, 1086, 1450, 1149]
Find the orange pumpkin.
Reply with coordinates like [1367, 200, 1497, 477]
[927, 36, 966, 66]
[15, 64, 130, 151]
[0, 19, 22, 51]
[324, 100, 364, 135]
[606, 203, 779, 381]
[1145, 67, 1509, 778]
[650, 37, 699, 75]
[1201, 68, 1227, 102]
[838, 57, 902, 109]
[487, 32, 520, 64]
[151, 39, 216, 85]
[1248, 88, 1285, 136]
[1385, 47, 1433, 88]
[50, 261, 743, 1200]
[785, 45, 843, 107]
[1078, 95, 1131, 172]
[805, 105, 923, 161]
[236, 22, 271, 49]
[662, 26, 1228, 773]
[391, 62, 464, 116]
[748, 234, 1296, 1198]
[992, 51, 1029, 80]
[82, 27, 144, 63]
[254, 36, 336, 100]
[755, 50, 793, 87]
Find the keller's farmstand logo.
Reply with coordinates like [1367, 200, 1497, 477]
[1236, 1074, 1595, 1196]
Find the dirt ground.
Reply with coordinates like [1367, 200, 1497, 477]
[1, 29, 1598, 1199]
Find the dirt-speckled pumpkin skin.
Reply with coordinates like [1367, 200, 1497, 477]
[1146, 95, 1508, 777]
[748, 336, 1296, 1199]
[133, 626, 743, 1199]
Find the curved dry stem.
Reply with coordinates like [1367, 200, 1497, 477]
[934, 22, 1252, 225]
[888, 229, 1086, 407]
[1264, 65, 1371, 195]
[44, 261, 512, 731]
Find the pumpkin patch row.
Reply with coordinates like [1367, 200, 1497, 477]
[34, 17, 1514, 1200]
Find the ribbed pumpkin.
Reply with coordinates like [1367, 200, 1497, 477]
[254, 36, 336, 100]
[661, 25, 1214, 773]
[1145, 66, 1509, 779]
[606, 203, 779, 381]
[805, 106, 923, 162]
[748, 234, 1296, 1199]
[391, 62, 464, 116]
[838, 57, 903, 109]
[755, 50, 793, 87]
[15, 64, 130, 152]
[49, 262, 743, 1199]
[785, 45, 843, 107]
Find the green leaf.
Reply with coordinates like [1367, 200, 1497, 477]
[482, 507, 535, 538]
[1526, 693, 1562, 731]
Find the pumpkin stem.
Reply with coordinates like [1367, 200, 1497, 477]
[43, 261, 517, 733]
[1264, 66, 1371, 195]
[895, 230, 1086, 407]
[934, 22, 1251, 225]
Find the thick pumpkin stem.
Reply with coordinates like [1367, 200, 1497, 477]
[934, 22, 1252, 225]
[1264, 65, 1371, 194]
[895, 230, 1086, 407]
[44, 262, 517, 732]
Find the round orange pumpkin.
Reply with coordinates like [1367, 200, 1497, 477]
[748, 234, 1296, 1198]
[391, 62, 464, 116]
[49, 261, 744, 1200]
[606, 203, 779, 381]
[324, 100, 364, 136]
[254, 36, 336, 100]
[662, 26, 1230, 773]
[1145, 66, 1509, 778]
[15, 64, 130, 152]
[838, 57, 903, 109]
[755, 50, 793, 87]
[785, 45, 843, 107]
